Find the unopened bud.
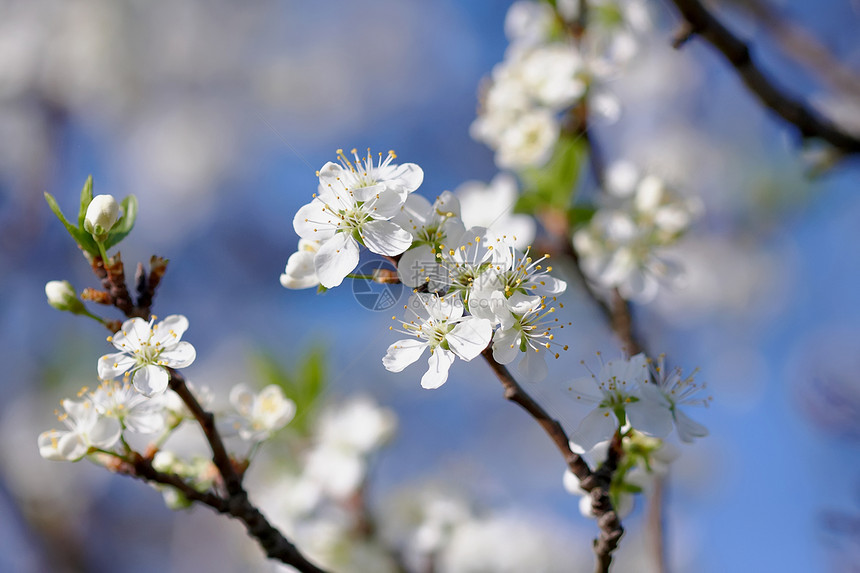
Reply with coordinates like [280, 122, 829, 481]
[45, 280, 85, 314]
[84, 194, 120, 240]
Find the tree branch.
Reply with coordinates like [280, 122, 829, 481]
[665, 0, 860, 155]
[480, 349, 623, 572]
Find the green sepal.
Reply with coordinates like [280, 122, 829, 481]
[316, 284, 329, 294]
[103, 194, 138, 250]
[44, 191, 99, 255]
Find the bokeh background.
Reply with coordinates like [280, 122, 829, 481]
[1, 0, 859, 571]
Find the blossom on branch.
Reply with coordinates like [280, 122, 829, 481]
[38, 398, 121, 461]
[97, 314, 197, 397]
[383, 293, 493, 389]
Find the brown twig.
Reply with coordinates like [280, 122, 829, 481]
[665, 0, 860, 155]
[480, 348, 623, 572]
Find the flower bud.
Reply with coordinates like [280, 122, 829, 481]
[45, 280, 86, 314]
[84, 194, 120, 240]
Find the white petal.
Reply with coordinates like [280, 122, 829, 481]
[57, 432, 89, 461]
[626, 398, 673, 438]
[230, 384, 256, 416]
[433, 191, 461, 219]
[98, 352, 136, 380]
[392, 193, 432, 232]
[507, 292, 541, 315]
[382, 339, 427, 372]
[517, 348, 548, 382]
[280, 250, 319, 289]
[351, 183, 386, 203]
[674, 409, 708, 442]
[361, 220, 412, 256]
[38, 430, 68, 461]
[492, 327, 521, 364]
[314, 232, 360, 288]
[159, 341, 196, 369]
[397, 245, 438, 288]
[365, 188, 406, 219]
[421, 349, 455, 389]
[568, 408, 617, 454]
[562, 468, 586, 496]
[389, 163, 424, 193]
[447, 318, 492, 361]
[293, 199, 337, 241]
[133, 364, 170, 397]
[113, 317, 150, 351]
[87, 417, 122, 449]
[153, 315, 189, 343]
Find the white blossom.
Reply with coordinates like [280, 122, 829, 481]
[45, 280, 84, 313]
[392, 190, 465, 248]
[383, 293, 493, 389]
[565, 353, 672, 453]
[38, 399, 121, 461]
[97, 315, 196, 397]
[293, 149, 419, 288]
[89, 379, 165, 434]
[454, 173, 535, 250]
[642, 355, 711, 442]
[225, 384, 296, 442]
[495, 108, 559, 170]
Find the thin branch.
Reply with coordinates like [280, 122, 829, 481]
[665, 0, 860, 155]
[480, 349, 623, 572]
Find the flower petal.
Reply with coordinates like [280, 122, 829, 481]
[87, 417, 122, 449]
[151, 315, 189, 346]
[517, 348, 548, 382]
[398, 245, 438, 288]
[492, 327, 521, 364]
[293, 199, 337, 241]
[159, 341, 196, 369]
[133, 364, 170, 397]
[447, 318, 492, 361]
[314, 232, 360, 288]
[565, 376, 604, 403]
[568, 408, 618, 454]
[421, 349, 455, 389]
[674, 409, 708, 442]
[280, 250, 319, 289]
[383, 339, 427, 372]
[230, 384, 255, 416]
[389, 163, 424, 194]
[361, 220, 412, 256]
[98, 352, 136, 380]
[626, 397, 673, 438]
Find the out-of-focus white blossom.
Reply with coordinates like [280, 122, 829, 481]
[573, 166, 700, 302]
[38, 399, 121, 461]
[565, 353, 673, 452]
[225, 384, 296, 442]
[642, 355, 711, 442]
[89, 380, 165, 434]
[280, 239, 321, 290]
[453, 173, 535, 249]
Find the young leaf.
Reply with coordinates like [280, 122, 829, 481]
[515, 134, 588, 214]
[104, 195, 138, 250]
[44, 191, 99, 255]
[77, 176, 94, 228]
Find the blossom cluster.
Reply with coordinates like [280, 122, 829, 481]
[38, 315, 295, 473]
[283, 150, 571, 388]
[471, 0, 651, 170]
[566, 352, 710, 454]
[573, 162, 701, 301]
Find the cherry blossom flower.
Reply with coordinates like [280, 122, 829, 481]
[392, 191, 464, 249]
[565, 353, 672, 453]
[89, 380, 165, 434]
[642, 354, 711, 442]
[490, 293, 568, 382]
[38, 398, 121, 461]
[97, 315, 196, 397]
[383, 293, 493, 389]
[225, 384, 296, 442]
[293, 149, 420, 288]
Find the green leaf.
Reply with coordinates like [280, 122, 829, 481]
[567, 205, 596, 228]
[104, 194, 138, 250]
[77, 176, 93, 228]
[44, 191, 99, 255]
[249, 346, 327, 436]
[515, 134, 588, 214]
